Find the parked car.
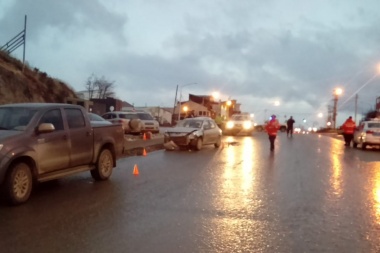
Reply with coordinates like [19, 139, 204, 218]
[163, 117, 222, 151]
[88, 112, 112, 126]
[0, 103, 125, 205]
[353, 119, 380, 149]
[135, 112, 160, 134]
[102, 111, 142, 134]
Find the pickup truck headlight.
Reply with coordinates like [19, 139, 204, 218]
[243, 121, 253, 129]
[0, 144, 3, 151]
[226, 121, 234, 129]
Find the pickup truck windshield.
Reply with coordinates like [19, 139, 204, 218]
[0, 107, 37, 130]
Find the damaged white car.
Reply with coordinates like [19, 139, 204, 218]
[163, 117, 222, 151]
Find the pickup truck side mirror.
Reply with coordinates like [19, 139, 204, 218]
[37, 123, 55, 134]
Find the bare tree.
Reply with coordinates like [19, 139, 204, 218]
[85, 74, 115, 99]
[85, 74, 96, 99]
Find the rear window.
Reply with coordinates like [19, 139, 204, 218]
[119, 113, 138, 120]
[368, 123, 380, 128]
[137, 113, 154, 120]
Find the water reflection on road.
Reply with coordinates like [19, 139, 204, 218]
[206, 135, 282, 252]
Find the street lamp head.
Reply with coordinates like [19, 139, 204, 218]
[212, 91, 220, 100]
[334, 88, 343, 96]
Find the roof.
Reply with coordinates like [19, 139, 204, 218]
[0, 103, 82, 108]
[183, 116, 213, 120]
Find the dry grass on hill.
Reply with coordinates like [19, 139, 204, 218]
[0, 50, 78, 104]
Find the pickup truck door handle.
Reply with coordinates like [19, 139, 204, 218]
[87, 131, 92, 136]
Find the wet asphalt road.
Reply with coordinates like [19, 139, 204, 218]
[1, 133, 380, 253]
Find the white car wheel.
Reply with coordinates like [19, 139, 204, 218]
[214, 137, 221, 148]
[194, 138, 203, 151]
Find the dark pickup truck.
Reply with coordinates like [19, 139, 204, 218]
[0, 103, 125, 205]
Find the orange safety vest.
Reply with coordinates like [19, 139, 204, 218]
[265, 119, 280, 136]
[342, 119, 356, 134]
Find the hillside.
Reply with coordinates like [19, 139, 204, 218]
[0, 50, 78, 104]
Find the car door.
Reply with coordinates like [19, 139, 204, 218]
[36, 108, 70, 174]
[64, 108, 94, 167]
[207, 120, 219, 143]
[202, 120, 214, 144]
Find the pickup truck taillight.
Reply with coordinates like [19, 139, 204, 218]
[366, 130, 374, 134]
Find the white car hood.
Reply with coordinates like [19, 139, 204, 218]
[166, 127, 198, 134]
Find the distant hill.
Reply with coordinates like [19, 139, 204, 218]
[0, 50, 78, 104]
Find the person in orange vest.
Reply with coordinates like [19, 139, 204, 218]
[341, 116, 356, 147]
[265, 114, 280, 151]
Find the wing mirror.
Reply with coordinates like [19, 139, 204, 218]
[37, 123, 55, 134]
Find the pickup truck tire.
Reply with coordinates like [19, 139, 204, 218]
[4, 162, 33, 205]
[91, 149, 113, 181]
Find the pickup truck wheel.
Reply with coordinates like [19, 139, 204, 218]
[4, 162, 33, 205]
[91, 149, 113, 181]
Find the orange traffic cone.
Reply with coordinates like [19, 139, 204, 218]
[133, 164, 139, 175]
[143, 133, 147, 140]
[143, 148, 147, 156]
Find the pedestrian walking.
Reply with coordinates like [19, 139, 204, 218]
[286, 116, 295, 137]
[341, 116, 356, 147]
[265, 114, 280, 151]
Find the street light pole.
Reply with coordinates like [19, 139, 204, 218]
[332, 88, 343, 129]
[172, 85, 179, 125]
[178, 82, 197, 121]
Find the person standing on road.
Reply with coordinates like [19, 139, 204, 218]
[341, 116, 356, 147]
[265, 114, 280, 151]
[286, 116, 295, 137]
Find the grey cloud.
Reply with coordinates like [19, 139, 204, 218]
[0, 0, 127, 43]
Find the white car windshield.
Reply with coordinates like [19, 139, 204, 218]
[177, 119, 203, 128]
[231, 115, 249, 121]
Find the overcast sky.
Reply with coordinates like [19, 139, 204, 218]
[1, 0, 380, 126]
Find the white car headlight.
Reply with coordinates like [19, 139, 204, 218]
[190, 130, 202, 138]
[226, 121, 234, 129]
[243, 121, 252, 129]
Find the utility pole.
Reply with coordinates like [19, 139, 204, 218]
[172, 85, 178, 125]
[22, 15, 27, 72]
[354, 94, 358, 124]
[333, 95, 338, 129]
